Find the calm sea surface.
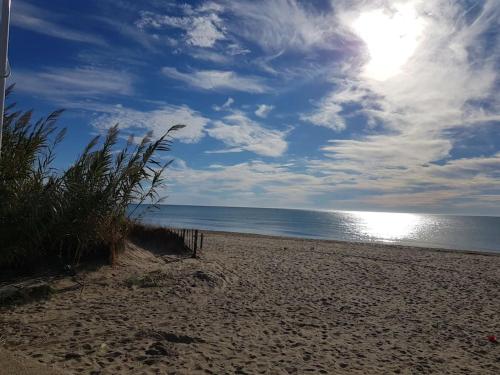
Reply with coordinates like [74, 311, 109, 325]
[134, 205, 500, 253]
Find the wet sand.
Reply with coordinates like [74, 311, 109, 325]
[1, 232, 499, 374]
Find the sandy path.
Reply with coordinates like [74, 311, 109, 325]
[1, 232, 499, 374]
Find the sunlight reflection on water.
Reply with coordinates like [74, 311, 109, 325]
[344, 211, 431, 242]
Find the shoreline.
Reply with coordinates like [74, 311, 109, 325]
[183, 228, 500, 257]
[1, 231, 499, 374]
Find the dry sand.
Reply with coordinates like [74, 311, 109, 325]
[0, 347, 66, 375]
[1, 232, 499, 374]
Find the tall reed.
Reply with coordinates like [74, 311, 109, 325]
[0, 86, 184, 270]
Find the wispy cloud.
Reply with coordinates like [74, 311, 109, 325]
[91, 104, 210, 144]
[206, 111, 288, 157]
[188, 49, 231, 64]
[93, 16, 159, 51]
[166, 149, 500, 212]
[162, 67, 269, 93]
[166, 159, 323, 208]
[213, 97, 234, 111]
[12, 0, 106, 46]
[136, 5, 226, 48]
[91, 104, 288, 155]
[255, 104, 274, 118]
[304, 148, 500, 211]
[12, 66, 134, 106]
[224, 0, 347, 53]
[301, 77, 373, 131]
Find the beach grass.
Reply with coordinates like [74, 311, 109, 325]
[0, 86, 184, 273]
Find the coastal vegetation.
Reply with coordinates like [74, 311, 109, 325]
[0, 86, 184, 273]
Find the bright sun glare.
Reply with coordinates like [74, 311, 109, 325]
[352, 2, 425, 81]
[349, 211, 424, 241]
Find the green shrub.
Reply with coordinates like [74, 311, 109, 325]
[0, 86, 184, 270]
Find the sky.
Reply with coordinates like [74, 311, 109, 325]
[7, 0, 500, 215]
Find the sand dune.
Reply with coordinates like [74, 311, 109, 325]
[1, 232, 499, 374]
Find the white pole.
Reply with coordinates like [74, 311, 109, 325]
[0, 0, 11, 157]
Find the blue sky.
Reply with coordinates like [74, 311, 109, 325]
[7, 0, 500, 214]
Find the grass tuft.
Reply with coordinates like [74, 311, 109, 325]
[125, 270, 167, 289]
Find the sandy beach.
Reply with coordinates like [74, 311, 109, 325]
[1, 231, 499, 374]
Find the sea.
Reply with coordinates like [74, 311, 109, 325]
[133, 205, 500, 253]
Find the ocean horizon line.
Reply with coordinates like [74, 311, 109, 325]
[141, 203, 500, 219]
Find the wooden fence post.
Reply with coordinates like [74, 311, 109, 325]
[200, 233, 203, 250]
[192, 230, 198, 258]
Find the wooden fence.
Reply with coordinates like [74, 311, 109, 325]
[168, 228, 203, 258]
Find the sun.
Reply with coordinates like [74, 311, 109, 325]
[352, 2, 425, 81]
